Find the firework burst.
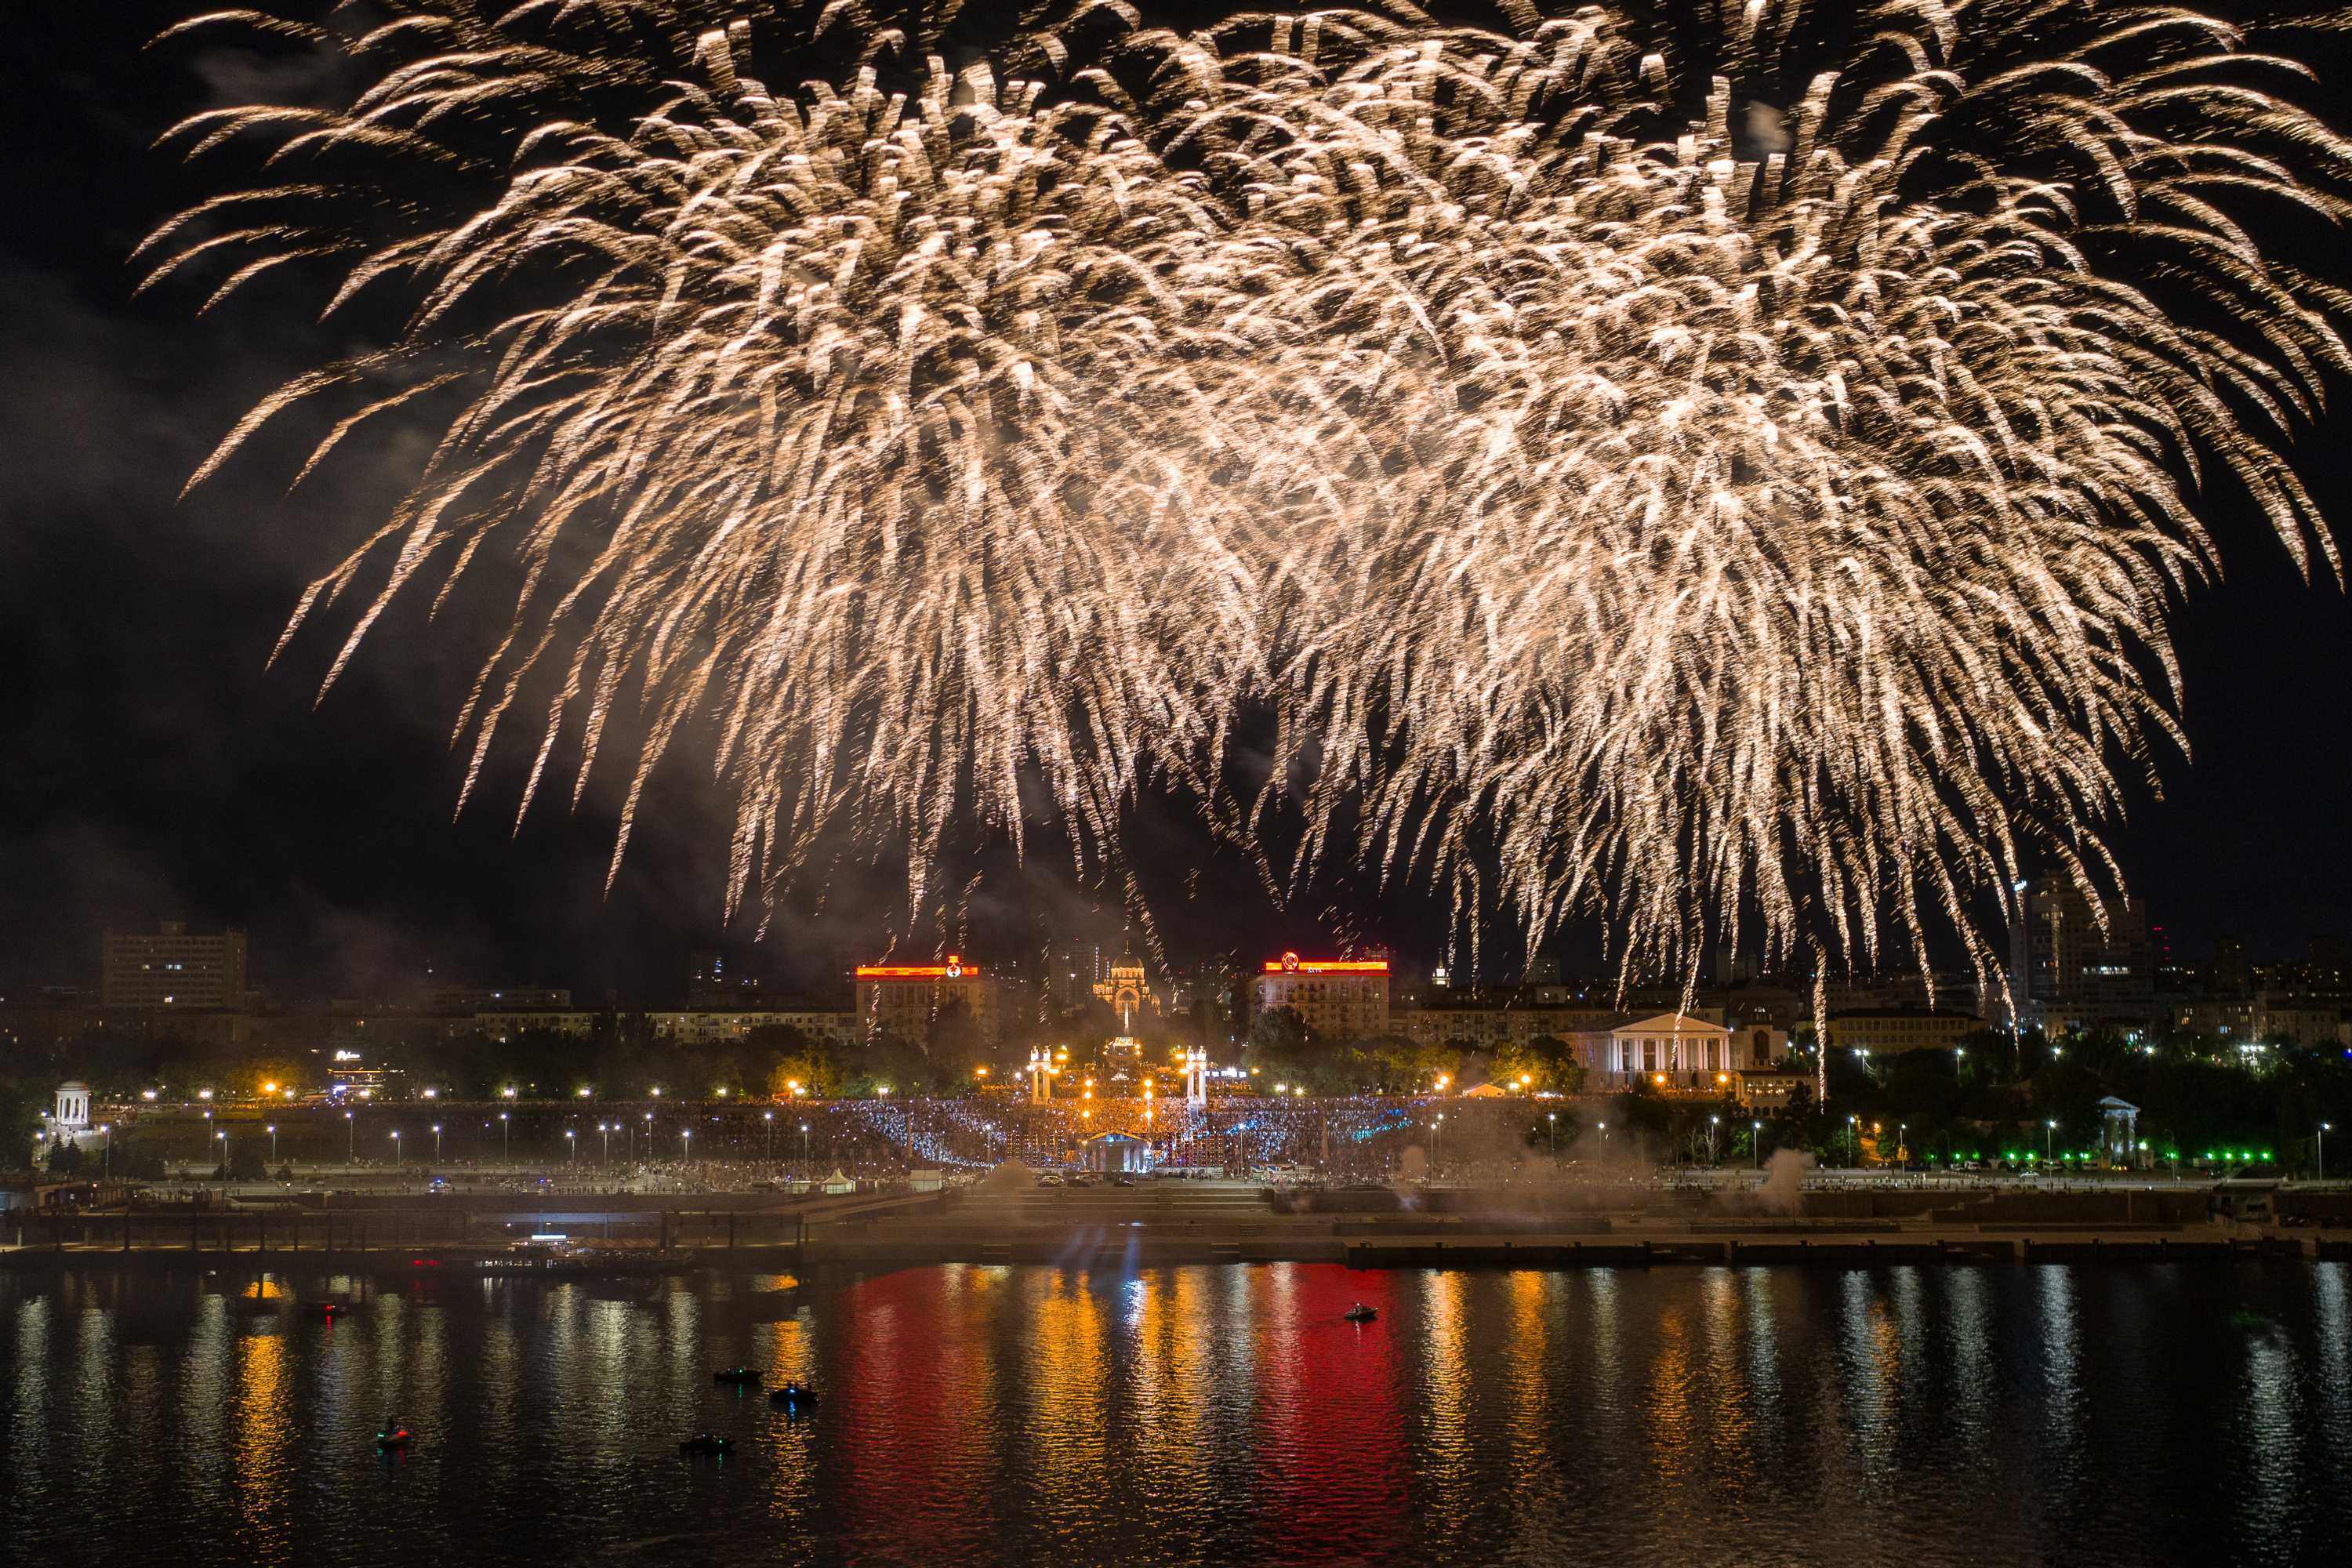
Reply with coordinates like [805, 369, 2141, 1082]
[150, 0, 2352, 997]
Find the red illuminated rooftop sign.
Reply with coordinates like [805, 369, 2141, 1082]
[1264, 952, 1388, 975]
[855, 953, 976, 978]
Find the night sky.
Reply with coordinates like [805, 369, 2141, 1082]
[4, 2, 2350, 1004]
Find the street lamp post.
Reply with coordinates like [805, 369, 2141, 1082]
[501, 1112, 510, 1167]
[2045, 1120, 2057, 1167]
[1548, 1112, 1556, 1159]
[390, 1130, 401, 1167]
[216, 1130, 229, 1189]
[432, 1124, 442, 1163]
[2321, 1123, 2332, 1181]
[267, 1124, 278, 1163]
[764, 1111, 774, 1161]
[1752, 1120, 1762, 1171]
[345, 1110, 354, 1163]
[600, 1123, 612, 1163]
[1430, 1113, 1443, 1173]
[567, 1130, 576, 1164]
[1847, 1115, 1857, 1168]
[801, 1123, 810, 1174]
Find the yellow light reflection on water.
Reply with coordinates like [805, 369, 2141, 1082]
[1131, 1268, 1212, 1511]
[1700, 1268, 1756, 1501]
[1033, 1269, 1109, 1509]
[1419, 1269, 1472, 1513]
[234, 1332, 292, 1563]
[1504, 1272, 1553, 1497]
[1644, 1300, 1694, 1493]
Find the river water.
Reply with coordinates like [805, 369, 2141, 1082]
[5, 1260, 2347, 1565]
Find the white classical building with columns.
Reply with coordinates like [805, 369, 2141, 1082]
[1588, 1014, 1788, 1091]
[38, 1080, 111, 1158]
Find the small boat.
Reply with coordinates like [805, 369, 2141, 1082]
[312, 1301, 347, 1319]
[713, 1367, 764, 1385]
[1343, 1303, 1379, 1323]
[769, 1382, 818, 1406]
[678, 1434, 734, 1456]
[376, 1418, 410, 1450]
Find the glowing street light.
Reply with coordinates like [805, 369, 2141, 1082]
[566, 1130, 576, 1163]
[432, 1123, 442, 1162]
[2045, 1120, 2058, 1164]
[390, 1129, 401, 1167]
[345, 1109, 354, 1163]
[764, 1111, 774, 1160]
[500, 1111, 510, 1165]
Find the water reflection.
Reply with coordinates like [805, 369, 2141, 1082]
[3, 1261, 2349, 1566]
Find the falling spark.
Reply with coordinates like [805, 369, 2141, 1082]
[150, 0, 2352, 997]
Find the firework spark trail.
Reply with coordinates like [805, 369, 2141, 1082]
[150, 0, 2352, 1000]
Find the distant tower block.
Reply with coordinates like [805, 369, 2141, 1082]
[1026, 1047, 1054, 1104]
[1184, 1048, 1207, 1108]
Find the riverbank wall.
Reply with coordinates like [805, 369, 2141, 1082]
[6, 1185, 2347, 1271]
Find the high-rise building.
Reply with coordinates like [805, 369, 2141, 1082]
[2214, 935, 2251, 993]
[2008, 880, 2153, 1031]
[855, 956, 999, 1047]
[1045, 940, 1102, 1013]
[1253, 952, 1390, 1041]
[100, 922, 248, 1010]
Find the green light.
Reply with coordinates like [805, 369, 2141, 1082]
[2262, 1152, 2272, 1161]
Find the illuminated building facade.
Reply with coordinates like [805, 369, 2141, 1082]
[1254, 953, 1390, 1040]
[855, 956, 1000, 1047]
[1094, 953, 1156, 1028]
[1595, 1012, 1787, 1090]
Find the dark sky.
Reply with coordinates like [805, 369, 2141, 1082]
[3, 2, 2349, 1004]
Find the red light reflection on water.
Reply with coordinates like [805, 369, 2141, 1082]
[820, 1263, 1410, 1556]
[829, 1268, 995, 1548]
[1250, 1265, 1407, 1557]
